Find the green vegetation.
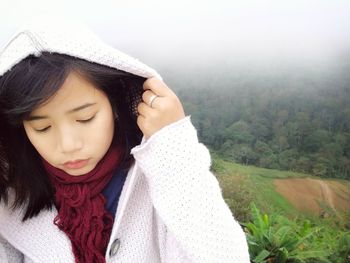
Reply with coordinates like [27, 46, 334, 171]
[244, 203, 350, 263]
[177, 72, 350, 180]
[213, 154, 303, 219]
[171, 62, 350, 261]
[211, 154, 350, 262]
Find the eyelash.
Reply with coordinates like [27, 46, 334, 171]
[35, 127, 51, 133]
[34, 115, 96, 133]
[77, 115, 96, 123]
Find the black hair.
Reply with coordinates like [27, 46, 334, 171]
[0, 52, 146, 221]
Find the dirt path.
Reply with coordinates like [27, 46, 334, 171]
[273, 178, 350, 215]
[318, 180, 335, 210]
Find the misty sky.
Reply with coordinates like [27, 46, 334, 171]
[1, 0, 350, 72]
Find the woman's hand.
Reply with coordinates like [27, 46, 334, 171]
[137, 77, 185, 139]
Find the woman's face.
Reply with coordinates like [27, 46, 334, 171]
[23, 71, 115, 176]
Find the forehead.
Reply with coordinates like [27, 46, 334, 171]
[32, 71, 105, 114]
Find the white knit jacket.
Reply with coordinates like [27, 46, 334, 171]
[0, 117, 250, 262]
[0, 21, 250, 262]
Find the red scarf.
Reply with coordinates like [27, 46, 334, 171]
[42, 142, 125, 263]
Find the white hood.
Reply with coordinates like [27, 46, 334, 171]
[0, 21, 162, 80]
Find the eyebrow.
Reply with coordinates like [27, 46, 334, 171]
[26, 103, 97, 121]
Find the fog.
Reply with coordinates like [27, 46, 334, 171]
[1, 0, 350, 85]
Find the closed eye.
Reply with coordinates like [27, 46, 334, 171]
[77, 115, 96, 123]
[35, 126, 51, 133]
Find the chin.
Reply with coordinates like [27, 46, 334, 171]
[64, 164, 96, 176]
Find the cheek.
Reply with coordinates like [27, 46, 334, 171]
[102, 114, 115, 143]
[89, 111, 115, 151]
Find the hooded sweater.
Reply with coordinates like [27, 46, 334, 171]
[0, 21, 251, 262]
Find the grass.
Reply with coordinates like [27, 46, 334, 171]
[211, 154, 350, 221]
[217, 156, 312, 179]
[211, 154, 350, 262]
[247, 175, 297, 216]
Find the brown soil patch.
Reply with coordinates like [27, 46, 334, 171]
[273, 178, 350, 215]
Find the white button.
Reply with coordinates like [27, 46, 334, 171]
[109, 238, 121, 256]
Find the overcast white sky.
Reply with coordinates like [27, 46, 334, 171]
[1, 0, 350, 70]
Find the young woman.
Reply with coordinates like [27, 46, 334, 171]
[0, 22, 250, 262]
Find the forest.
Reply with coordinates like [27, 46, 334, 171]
[169, 61, 350, 180]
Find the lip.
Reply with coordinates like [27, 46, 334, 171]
[63, 159, 89, 170]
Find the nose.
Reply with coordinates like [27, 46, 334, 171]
[57, 126, 83, 154]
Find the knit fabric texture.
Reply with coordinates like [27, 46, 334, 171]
[0, 21, 162, 80]
[0, 117, 251, 262]
[0, 21, 250, 262]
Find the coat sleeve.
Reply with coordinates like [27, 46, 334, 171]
[0, 233, 23, 263]
[130, 116, 251, 263]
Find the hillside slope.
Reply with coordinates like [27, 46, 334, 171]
[212, 155, 350, 220]
[274, 178, 350, 215]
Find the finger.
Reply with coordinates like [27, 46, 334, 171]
[136, 114, 146, 131]
[142, 90, 161, 108]
[137, 101, 153, 117]
[143, 77, 173, 97]
[136, 114, 151, 139]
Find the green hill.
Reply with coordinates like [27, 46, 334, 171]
[211, 154, 350, 262]
[211, 153, 350, 223]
